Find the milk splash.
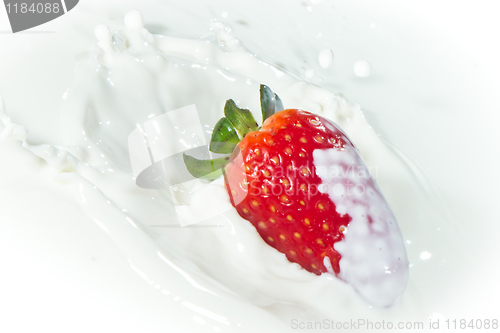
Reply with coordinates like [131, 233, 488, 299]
[0, 9, 447, 332]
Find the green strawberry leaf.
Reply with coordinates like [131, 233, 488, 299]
[274, 93, 284, 112]
[260, 84, 284, 123]
[224, 99, 258, 138]
[183, 153, 230, 180]
[260, 84, 275, 123]
[209, 117, 239, 154]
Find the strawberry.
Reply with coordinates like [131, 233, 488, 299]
[223, 108, 355, 275]
[184, 85, 408, 291]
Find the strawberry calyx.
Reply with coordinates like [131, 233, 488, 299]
[183, 85, 284, 179]
[260, 84, 284, 124]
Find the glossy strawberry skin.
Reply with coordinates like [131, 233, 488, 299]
[224, 109, 353, 275]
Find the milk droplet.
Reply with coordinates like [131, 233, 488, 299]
[420, 251, 432, 260]
[353, 60, 372, 77]
[94, 24, 115, 63]
[124, 10, 144, 30]
[94, 24, 112, 43]
[210, 20, 231, 33]
[318, 48, 334, 69]
[305, 69, 315, 79]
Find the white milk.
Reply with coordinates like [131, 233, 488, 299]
[0, 10, 470, 333]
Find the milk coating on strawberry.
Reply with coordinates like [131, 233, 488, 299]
[314, 144, 409, 307]
[184, 85, 409, 306]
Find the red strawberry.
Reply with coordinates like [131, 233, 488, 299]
[223, 108, 354, 275]
[184, 85, 408, 302]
